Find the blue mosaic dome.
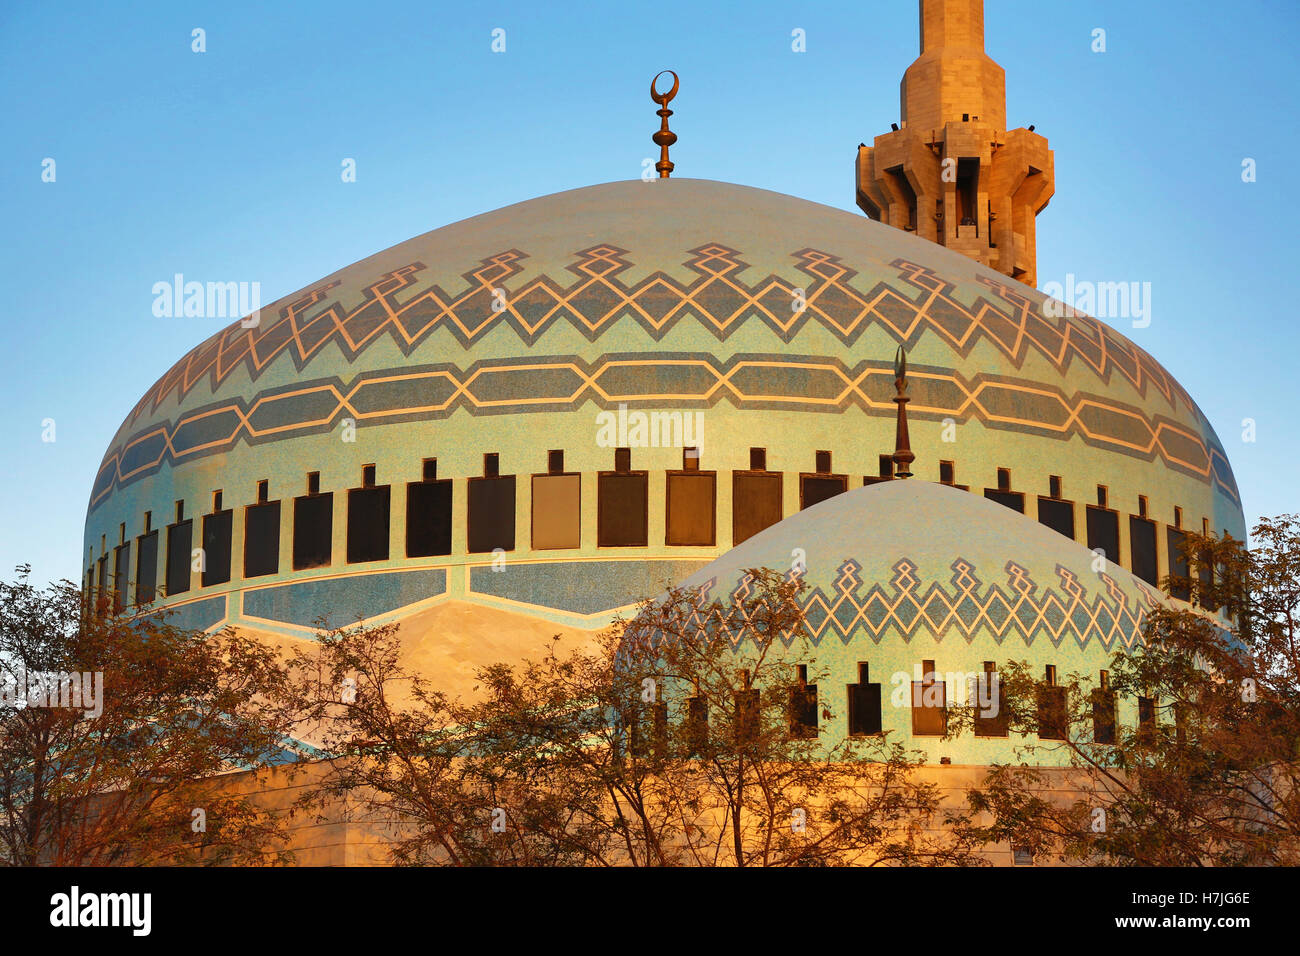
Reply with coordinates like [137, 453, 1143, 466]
[81, 179, 1243, 649]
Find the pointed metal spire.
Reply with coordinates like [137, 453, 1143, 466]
[891, 345, 915, 478]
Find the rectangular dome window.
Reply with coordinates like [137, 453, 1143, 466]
[847, 663, 883, 737]
[293, 483, 333, 571]
[468, 465, 516, 554]
[911, 660, 947, 737]
[135, 528, 158, 604]
[408, 460, 453, 558]
[733, 465, 782, 546]
[1037, 493, 1075, 541]
[1086, 502, 1121, 566]
[1166, 526, 1192, 601]
[202, 499, 233, 587]
[165, 507, 193, 596]
[598, 449, 648, 548]
[348, 466, 390, 564]
[666, 459, 715, 547]
[244, 486, 281, 579]
[1129, 513, 1159, 586]
[532, 457, 580, 550]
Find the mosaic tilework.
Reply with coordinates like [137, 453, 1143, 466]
[686, 557, 1158, 652]
[90, 350, 1238, 512]
[129, 250, 1195, 423]
[240, 567, 447, 629]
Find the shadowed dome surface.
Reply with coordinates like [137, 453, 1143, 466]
[679, 479, 1163, 654]
[90, 178, 1238, 516]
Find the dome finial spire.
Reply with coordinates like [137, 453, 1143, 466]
[892, 345, 915, 479]
[650, 70, 679, 179]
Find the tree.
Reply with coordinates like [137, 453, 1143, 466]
[0, 568, 302, 865]
[298, 568, 984, 866]
[959, 518, 1300, 865]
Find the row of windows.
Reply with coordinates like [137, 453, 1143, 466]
[86, 449, 1211, 608]
[627, 661, 1168, 757]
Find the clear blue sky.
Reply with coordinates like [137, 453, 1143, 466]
[2, 0, 1297, 586]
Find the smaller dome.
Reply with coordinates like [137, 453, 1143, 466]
[680, 480, 1162, 653]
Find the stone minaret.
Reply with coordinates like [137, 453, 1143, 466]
[856, 0, 1054, 286]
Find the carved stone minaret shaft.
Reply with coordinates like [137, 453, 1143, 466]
[856, 0, 1054, 286]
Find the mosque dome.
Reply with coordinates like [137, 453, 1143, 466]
[82, 178, 1243, 648]
[675, 478, 1170, 762]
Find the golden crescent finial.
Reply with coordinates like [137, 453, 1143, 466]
[650, 71, 679, 179]
[651, 70, 679, 105]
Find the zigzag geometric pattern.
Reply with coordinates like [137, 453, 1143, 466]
[95, 245, 1237, 511]
[131, 246, 1195, 421]
[697, 557, 1157, 652]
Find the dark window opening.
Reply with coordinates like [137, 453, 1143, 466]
[307, 472, 320, 496]
[292, 489, 333, 570]
[256, 480, 269, 504]
[848, 663, 883, 736]
[1167, 527, 1191, 601]
[815, 450, 832, 474]
[1093, 672, 1117, 745]
[984, 488, 1025, 513]
[997, 468, 1011, 492]
[243, 500, 281, 578]
[1037, 495, 1075, 540]
[484, 453, 500, 479]
[1037, 665, 1067, 740]
[614, 447, 632, 474]
[597, 467, 648, 547]
[347, 481, 391, 564]
[112, 543, 130, 613]
[1086, 505, 1121, 565]
[201, 507, 233, 587]
[547, 449, 564, 475]
[1138, 494, 1148, 518]
[1129, 514, 1159, 586]
[1096, 485, 1108, 508]
[165, 516, 193, 596]
[630, 700, 669, 762]
[973, 661, 1008, 737]
[1049, 475, 1062, 500]
[733, 471, 782, 545]
[135, 531, 158, 604]
[407, 474, 454, 557]
[686, 696, 709, 756]
[939, 460, 955, 484]
[789, 664, 818, 738]
[468, 474, 516, 553]
[956, 157, 979, 229]
[734, 681, 760, 748]
[1138, 695, 1157, 735]
[1173, 505, 1183, 529]
[749, 447, 767, 471]
[801, 473, 847, 510]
